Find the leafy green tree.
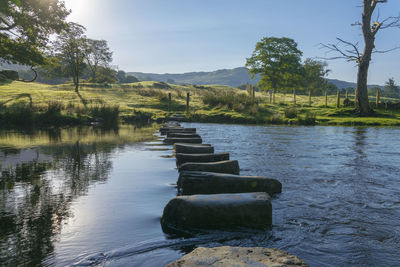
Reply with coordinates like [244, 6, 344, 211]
[52, 23, 87, 93]
[302, 59, 330, 95]
[383, 78, 399, 98]
[124, 75, 139, 83]
[116, 70, 126, 83]
[368, 86, 381, 96]
[84, 39, 113, 82]
[246, 37, 303, 94]
[0, 0, 69, 78]
[95, 66, 118, 84]
[326, 82, 338, 94]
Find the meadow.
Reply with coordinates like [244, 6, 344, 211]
[1, 80, 400, 127]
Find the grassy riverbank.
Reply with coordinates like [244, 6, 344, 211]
[1, 80, 400, 127]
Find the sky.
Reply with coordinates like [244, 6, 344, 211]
[64, 0, 400, 85]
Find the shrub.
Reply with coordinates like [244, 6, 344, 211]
[152, 82, 170, 89]
[202, 91, 257, 111]
[268, 113, 284, 124]
[284, 107, 298, 118]
[297, 111, 316, 125]
[89, 105, 120, 126]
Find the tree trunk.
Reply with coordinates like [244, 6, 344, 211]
[356, 0, 374, 115]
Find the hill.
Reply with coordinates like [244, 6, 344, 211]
[128, 67, 382, 89]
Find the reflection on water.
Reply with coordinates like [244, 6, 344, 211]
[0, 125, 157, 266]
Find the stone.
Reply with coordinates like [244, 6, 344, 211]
[176, 153, 229, 167]
[166, 246, 308, 267]
[174, 143, 214, 154]
[177, 171, 282, 195]
[164, 137, 202, 145]
[179, 160, 239, 175]
[160, 127, 196, 135]
[167, 132, 201, 138]
[161, 192, 272, 233]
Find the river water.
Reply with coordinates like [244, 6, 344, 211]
[0, 124, 399, 266]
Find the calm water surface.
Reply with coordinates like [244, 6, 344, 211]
[1, 123, 400, 266]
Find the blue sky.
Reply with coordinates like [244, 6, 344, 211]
[65, 0, 400, 84]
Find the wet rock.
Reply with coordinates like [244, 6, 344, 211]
[179, 160, 239, 175]
[167, 132, 201, 138]
[164, 137, 202, 145]
[174, 143, 214, 154]
[160, 127, 196, 135]
[176, 153, 229, 167]
[177, 171, 282, 195]
[161, 192, 272, 233]
[166, 246, 308, 267]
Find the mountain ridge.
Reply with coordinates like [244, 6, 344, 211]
[128, 67, 382, 89]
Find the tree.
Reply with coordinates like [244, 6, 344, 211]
[323, 0, 400, 115]
[116, 70, 126, 83]
[246, 37, 303, 94]
[303, 59, 330, 95]
[84, 39, 113, 82]
[0, 0, 70, 79]
[383, 78, 399, 98]
[95, 66, 118, 84]
[52, 23, 87, 93]
[124, 75, 139, 83]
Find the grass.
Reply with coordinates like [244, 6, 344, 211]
[0, 80, 400, 127]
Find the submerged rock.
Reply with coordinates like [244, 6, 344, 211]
[179, 160, 239, 175]
[164, 137, 202, 145]
[174, 143, 214, 154]
[161, 192, 272, 233]
[166, 246, 308, 267]
[177, 171, 282, 195]
[176, 153, 229, 167]
[160, 127, 196, 135]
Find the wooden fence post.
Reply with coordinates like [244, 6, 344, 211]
[346, 89, 349, 100]
[293, 89, 296, 104]
[325, 91, 328, 107]
[168, 92, 172, 112]
[308, 90, 312, 106]
[336, 90, 341, 108]
[273, 89, 276, 104]
[186, 92, 190, 112]
[269, 90, 272, 104]
[376, 89, 380, 108]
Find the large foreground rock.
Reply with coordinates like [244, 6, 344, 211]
[174, 143, 214, 154]
[166, 246, 308, 267]
[161, 192, 271, 233]
[177, 171, 282, 195]
[167, 132, 201, 138]
[176, 153, 229, 167]
[164, 137, 202, 145]
[179, 160, 239, 175]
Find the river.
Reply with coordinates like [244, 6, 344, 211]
[0, 123, 399, 266]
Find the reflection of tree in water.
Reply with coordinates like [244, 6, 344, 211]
[0, 137, 115, 266]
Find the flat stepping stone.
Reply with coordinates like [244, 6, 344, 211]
[176, 153, 229, 167]
[179, 160, 239, 175]
[160, 128, 196, 135]
[167, 132, 201, 138]
[174, 143, 214, 154]
[178, 171, 282, 195]
[161, 192, 272, 233]
[164, 137, 202, 145]
[166, 246, 308, 267]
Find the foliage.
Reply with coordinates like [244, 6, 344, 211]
[302, 59, 330, 95]
[0, 0, 69, 67]
[246, 37, 303, 92]
[297, 111, 316, 125]
[85, 39, 113, 82]
[202, 91, 257, 112]
[383, 78, 399, 98]
[284, 107, 298, 118]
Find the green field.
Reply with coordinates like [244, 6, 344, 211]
[1, 80, 400, 127]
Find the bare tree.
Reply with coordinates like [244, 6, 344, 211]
[322, 0, 400, 115]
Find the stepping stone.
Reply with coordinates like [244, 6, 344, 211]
[161, 192, 272, 233]
[160, 128, 196, 135]
[174, 143, 214, 154]
[167, 132, 201, 138]
[177, 171, 282, 195]
[166, 246, 308, 267]
[164, 137, 202, 145]
[179, 160, 239, 175]
[176, 153, 229, 167]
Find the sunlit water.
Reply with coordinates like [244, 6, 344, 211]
[1, 124, 400, 266]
